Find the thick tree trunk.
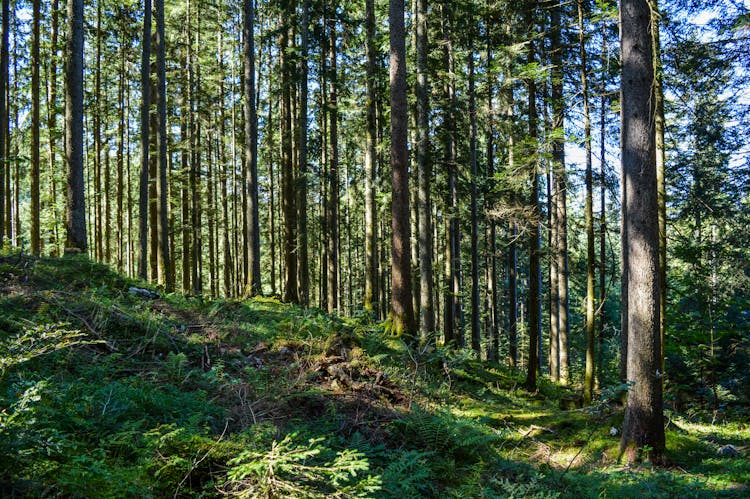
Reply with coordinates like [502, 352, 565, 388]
[389, 0, 416, 338]
[65, 0, 86, 252]
[620, 0, 665, 462]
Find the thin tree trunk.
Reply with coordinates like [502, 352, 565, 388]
[469, 33, 481, 354]
[281, 10, 298, 303]
[244, 0, 261, 295]
[327, 14, 339, 312]
[138, 0, 151, 278]
[30, 0, 40, 255]
[389, 0, 416, 338]
[47, 0, 60, 254]
[297, 0, 310, 306]
[524, 3, 541, 391]
[652, 0, 667, 377]
[579, 0, 596, 404]
[117, 30, 125, 272]
[0, 0, 7, 248]
[364, 0, 379, 316]
[416, 0, 434, 338]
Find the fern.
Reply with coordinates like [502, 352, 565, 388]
[392, 406, 500, 462]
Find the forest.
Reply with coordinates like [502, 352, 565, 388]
[1, 0, 750, 496]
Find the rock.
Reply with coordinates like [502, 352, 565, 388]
[718, 445, 739, 458]
[128, 286, 161, 299]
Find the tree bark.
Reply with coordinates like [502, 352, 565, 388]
[65, 0, 86, 252]
[327, 14, 339, 312]
[389, 0, 416, 338]
[297, 0, 310, 306]
[620, 0, 665, 462]
[244, 0, 261, 295]
[155, 0, 173, 291]
[138, 0, 151, 278]
[30, 0, 40, 255]
[364, 0, 379, 316]
[579, 0, 596, 403]
[525, 3, 541, 391]
[416, 0, 434, 339]
[468, 39, 481, 354]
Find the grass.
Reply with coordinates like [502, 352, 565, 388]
[1, 253, 748, 497]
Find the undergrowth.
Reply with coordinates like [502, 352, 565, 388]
[1, 254, 748, 497]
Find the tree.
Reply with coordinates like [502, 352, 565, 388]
[620, 0, 665, 462]
[0, 0, 8, 249]
[155, 0, 172, 291]
[297, 0, 310, 306]
[30, 0, 40, 255]
[244, 0, 261, 295]
[389, 0, 416, 338]
[65, 0, 86, 252]
[138, 0, 151, 279]
[364, 0, 379, 316]
[579, 0, 596, 404]
[525, 1, 541, 391]
[416, 0, 434, 338]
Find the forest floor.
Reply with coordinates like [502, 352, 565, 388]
[1, 254, 749, 497]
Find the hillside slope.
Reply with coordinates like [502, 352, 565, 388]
[1, 254, 748, 497]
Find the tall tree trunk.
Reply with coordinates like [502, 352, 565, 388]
[486, 28, 499, 361]
[0, 0, 7, 248]
[244, 0, 261, 295]
[652, 0, 667, 377]
[138, 0, 151, 278]
[327, 14, 339, 312]
[620, 0, 664, 462]
[389, 0, 416, 338]
[117, 30, 126, 271]
[548, 0, 563, 382]
[65, 0, 86, 252]
[579, 0, 596, 403]
[364, 0, 379, 316]
[297, 0, 310, 306]
[30, 0, 40, 255]
[598, 20, 609, 386]
[281, 9, 298, 303]
[506, 90, 518, 368]
[93, 2, 103, 261]
[155, 0, 172, 290]
[468, 32, 481, 354]
[416, 0, 434, 339]
[47, 0, 60, 254]
[181, 48, 191, 293]
[525, 3, 541, 391]
[442, 3, 460, 346]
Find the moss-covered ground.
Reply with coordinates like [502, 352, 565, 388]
[1, 254, 748, 497]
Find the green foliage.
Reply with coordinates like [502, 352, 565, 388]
[392, 405, 500, 462]
[226, 432, 381, 498]
[1, 257, 748, 497]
